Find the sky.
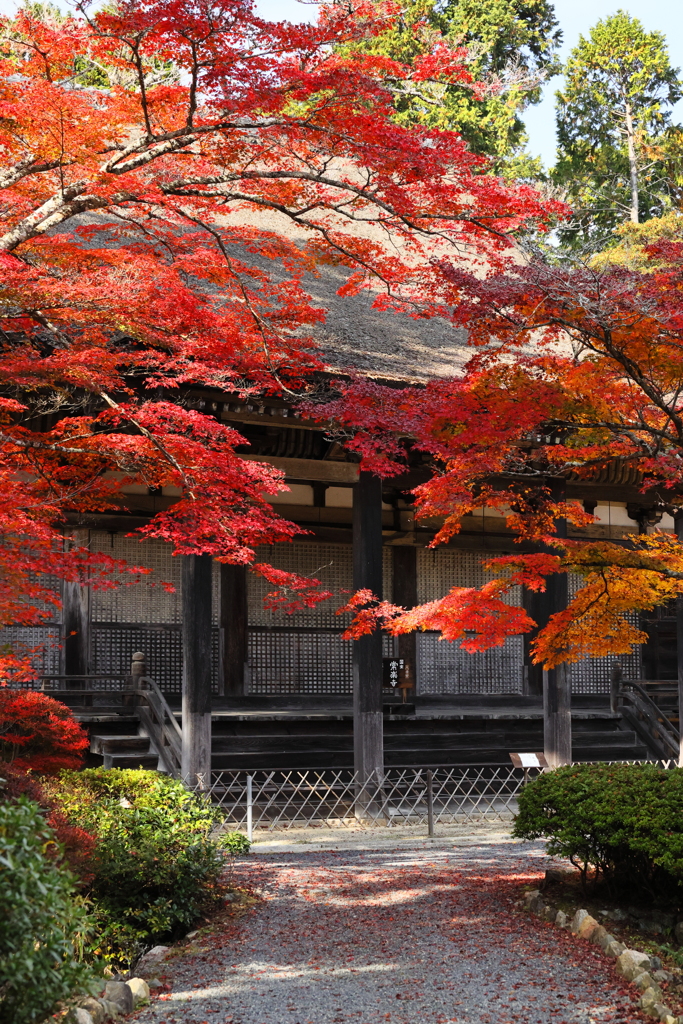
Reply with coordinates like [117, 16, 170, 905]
[2, 0, 682, 169]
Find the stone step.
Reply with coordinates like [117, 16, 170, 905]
[90, 734, 149, 755]
[103, 752, 159, 770]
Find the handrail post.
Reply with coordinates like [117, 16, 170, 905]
[610, 663, 623, 714]
[246, 775, 253, 841]
[426, 769, 435, 838]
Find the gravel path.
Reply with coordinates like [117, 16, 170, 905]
[133, 836, 644, 1024]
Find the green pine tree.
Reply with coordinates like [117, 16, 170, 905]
[553, 10, 681, 242]
[346, 0, 562, 178]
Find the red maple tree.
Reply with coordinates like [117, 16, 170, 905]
[330, 226, 683, 668]
[0, 689, 89, 773]
[0, 0, 552, 677]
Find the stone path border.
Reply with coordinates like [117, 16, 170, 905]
[523, 888, 683, 1023]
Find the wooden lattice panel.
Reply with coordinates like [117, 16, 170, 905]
[0, 626, 61, 684]
[416, 634, 523, 695]
[416, 548, 523, 694]
[248, 542, 352, 628]
[567, 573, 642, 692]
[246, 542, 394, 694]
[248, 629, 353, 694]
[90, 533, 181, 624]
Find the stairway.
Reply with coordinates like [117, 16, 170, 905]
[89, 729, 160, 770]
[41, 686, 164, 770]
[207, 695, 649, 771]
[53, 686, 650, 773]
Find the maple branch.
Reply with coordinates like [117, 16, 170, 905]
[97, 392, 196, 500]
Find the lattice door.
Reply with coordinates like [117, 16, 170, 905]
[247, 542, 394, 694]
[567, 573, 642, 692]
[416, 548, 523, 694]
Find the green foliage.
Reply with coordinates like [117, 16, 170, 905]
[217, 829, 252, 856]
[553, 10, 682, 240]
[514, 763, 683, 902]
[0, 796, 95, 1024]
[43, 769, 249, 966]
[346, 0, 561, 175]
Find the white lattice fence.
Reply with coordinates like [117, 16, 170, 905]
[199, 764, 536, 831]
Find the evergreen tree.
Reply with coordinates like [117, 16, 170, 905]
[553, 10, 681, 241]
[346, 0, 562, 177]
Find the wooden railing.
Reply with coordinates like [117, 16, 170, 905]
[620, 680, 680, 761]
[136, 676, 183, 778]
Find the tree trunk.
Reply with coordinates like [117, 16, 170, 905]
[624, 99, 640, 224]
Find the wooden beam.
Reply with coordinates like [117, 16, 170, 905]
[181, 554, 213, 788]
[241, 455, 359, 484]
[219, 564, 248, 696]
[62, 529, 90, 678]
[353, 471, 384, 809]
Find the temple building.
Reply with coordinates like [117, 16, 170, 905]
[4, 255, 678, 776]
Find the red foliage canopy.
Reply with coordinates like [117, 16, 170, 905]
[0, 0, 551, 676]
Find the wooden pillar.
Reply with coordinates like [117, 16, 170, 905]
[353, 472, 384, 801]
[676, 514, 683, 767]
[181, 554, 213, 788]
[219, 564, 248, 696]
[62, 529, 90, 678]
[392, 546, 417, 693]
[522, 587, 545, 696]
[543, 485, 572, 767]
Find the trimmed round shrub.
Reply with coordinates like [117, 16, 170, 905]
[0, 796, 95, 1024]
[514, 762, 683, 901]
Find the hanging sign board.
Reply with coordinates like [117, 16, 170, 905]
[383, 657, 404, 688]
[509, 752, 549, 769]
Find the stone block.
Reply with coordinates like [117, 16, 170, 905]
[577, 914, 600, 940]
[605, 940, 626, 957]
[590, 925, 609, 947]
[126, 978, 150, 1008]
[571, 909, 590, 933]
[104, 981, 133, 1014]
[639, 987, 663, 1016]
[524, 890, 541, 910]
[528, 894, 545, 915]
[99, 999, 122, 1018]
[633, 972, 656, 992]
[555, 910, 568, 928]
[617, 949, 652, 981]
[68, 1011, 93, 1024]
[135, 945, 170, 979]
[77, 998, 105, 1024]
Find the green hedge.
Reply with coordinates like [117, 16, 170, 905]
[43, 768, 249, 965]
[513, 762, 683, 901]
[0, 797, 95, 1024]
